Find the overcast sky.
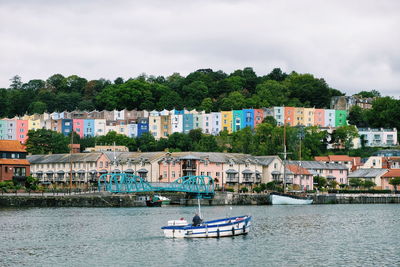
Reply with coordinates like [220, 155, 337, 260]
[0, 0, 399, 97]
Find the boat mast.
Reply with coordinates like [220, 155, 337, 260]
[197, 197, 202, 219]
[283, 122, 287, 193]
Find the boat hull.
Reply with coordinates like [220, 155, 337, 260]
[271, 194, 313, 205]
[162, 215, 252, 238]
[146, 200, 162, 207]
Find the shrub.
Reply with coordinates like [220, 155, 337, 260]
[253, 186, 262, 193]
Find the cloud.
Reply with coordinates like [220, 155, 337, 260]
[0, 0, 399, 97]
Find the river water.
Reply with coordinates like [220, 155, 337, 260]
[0, 205, 399, 267]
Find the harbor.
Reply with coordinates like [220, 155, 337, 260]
[1, 204, 399, 266]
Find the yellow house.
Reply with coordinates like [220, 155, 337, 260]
[21, 115, 41, 131]
[303, 108, 315, 126]
[221, 111, 233, 133]
[294, 107, 304, 126]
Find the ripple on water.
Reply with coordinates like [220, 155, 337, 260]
[0, 205, 399, 267]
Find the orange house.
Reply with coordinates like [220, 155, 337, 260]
[284, 107, 295, 126]
[0, 140, 30, 182]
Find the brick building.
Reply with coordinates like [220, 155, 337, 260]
[0, 140, 30, 182]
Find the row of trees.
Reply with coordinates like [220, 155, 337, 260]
[1, 68, 343, 118]
[25, 121, 359, 160]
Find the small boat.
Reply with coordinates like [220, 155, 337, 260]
[156, 195, 170, 205]
[270, 192, 313, 205]
[145, 195, 162, 207]
[161, 215, 252, 238]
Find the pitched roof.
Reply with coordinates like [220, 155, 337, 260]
[286, 164, 311, 175]
[315, 156, 329, 161]
[0, 159, 30, 165]
[348, 168, 387, 178]
[0, 140, 26, 152]
[382, 169, 400, 178]
[27, 153, 103, 164]
[287, 160, 348, 170]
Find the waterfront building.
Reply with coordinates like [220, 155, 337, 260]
[211, 112, 221, 135]
[16, 120, 28, 143]
[284, 107, 295, 126]
[137, 118, 149, 137]
[0, 119, 16, 140]
[254, 156, 283, 184]
[381, 169, 400, 191]
[303, 108, 314, 127]
[253, 109, 264, 128]
[0, 120, 5, 140]
[232, 110, 242, 132]
[285, 164, 314, 190]
[315, 155, 361, 172]
[262, 108, 274, 120]
[358, 128, 398, 147]
[347, 168, 388, 189]
[324, 109, 336, 127]
[288, 160, 348, 185]
[335, 110, 347, 127]
[273, 107, 284, 126]
[116, 121, 128, 136]
[105, 120, 117, 134]
[87, 110, 104, 120]
[241, 109, 254, 129]
[314, 109, 325, 127]
[0, 140, 30, 183]
[331, 95, 375, 110]
[29, 152, 110, 184]
[183, 113, 194, 134]
[221, 111, 233, 133]
[113, 109, 125, 121]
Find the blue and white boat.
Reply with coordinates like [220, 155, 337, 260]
[161, 215, 252, 238]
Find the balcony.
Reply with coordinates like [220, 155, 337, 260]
[226, 177, 239, 183]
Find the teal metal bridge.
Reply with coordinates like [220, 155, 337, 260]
[98, 173, 214, 197]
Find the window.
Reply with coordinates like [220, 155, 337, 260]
[172, 171, 175, 178]
[163, 171, 167, 178]
[207, 172, 211, 176]
[216, 172, 220, 177]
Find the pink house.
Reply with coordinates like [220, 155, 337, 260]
[73, 119, 84, 138]
[253, 109, 264, 128]
[289, 161, 348, 185]
[286, 164, 313, 190]
[314, 109, 325, 127]
[381, 169, 400, 191]
[16, 120, 28, 143]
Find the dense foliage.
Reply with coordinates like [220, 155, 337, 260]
[1, 68, 343, 118]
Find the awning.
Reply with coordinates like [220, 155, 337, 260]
[45, 170, 54, 174]
[271, 171, 281, 175]
[137, 168, 148, 173]
[56, 170, 65, 174]
[242, 169, 254, 174]
[226, 169, 238, 174]
[112, 169, 121, 173]
[89, 170, 97, 174]
[327, 175, 336, 179]
[124, 169, 134, 173]
[36, 171, 43, 174]
[255, 170, 261, 174]
[99, 169, 107, 173]
[78, 170, 86, 174]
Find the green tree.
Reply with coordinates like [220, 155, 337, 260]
[356, 90, 380, 98]
[25, 129, 69, 154]
[389, 177, 400, 192]
[231, 127, 255, 154]
[199, 98, 214, 113]
[331, 125, 359, 150]
[9, 75, 23, 89]
[328, 180, 339, 189]
[265, 68, 288, 81]
[28, 101, 47, 114]
[195, 135, 220, 152]
[314, 176, 328, 188]
[349, 178, 363, 189]
[348, 105, 368, 127]
[255, 80, 288, 107]
[220, 91, 246, 110]
[363, 180, 376, 189]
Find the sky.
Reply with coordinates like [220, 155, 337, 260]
[0, 0, 399, 97]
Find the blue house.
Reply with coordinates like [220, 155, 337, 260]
[174, 110, 184, 115]
[232, 110, 243, 132]
[84, 119, 95, 137]
[183, 114, 194, 134]
[61, 119, 73, 136]
[137, 118, 149, 137]
[241, 109, 254, 129]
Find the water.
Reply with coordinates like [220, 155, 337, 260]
[0, 205, 399, 267]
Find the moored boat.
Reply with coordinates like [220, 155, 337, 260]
[161, 215, 252, 238]
[270, 192, 313, 205]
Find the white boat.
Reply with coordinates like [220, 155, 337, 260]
[270, 193, 313, 205]
[161, 215, 252, 238]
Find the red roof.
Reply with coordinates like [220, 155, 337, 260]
[315, 155, 361, 164]
[0, 159, 30, 165]
[0, 140, 26, 152]
[286, 164, 311, 175]
[315, 156, 329, 161]
[382, 169, 400, 178]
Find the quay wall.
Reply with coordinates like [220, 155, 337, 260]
[1, 192, 400, 207]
